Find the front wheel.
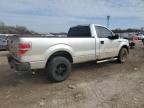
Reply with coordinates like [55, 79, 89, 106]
[118, 48, 128, 63]
[46, 57, 71, 82]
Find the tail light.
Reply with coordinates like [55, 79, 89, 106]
[17, 42, 31, 55]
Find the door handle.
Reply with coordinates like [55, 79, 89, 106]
[100, 41, 104, 44]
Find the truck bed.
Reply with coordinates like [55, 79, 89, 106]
[8, 36, 96, 66]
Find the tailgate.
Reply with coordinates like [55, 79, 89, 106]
[8, 36, 20, 60]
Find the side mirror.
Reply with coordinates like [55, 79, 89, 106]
[114, 34, 119, 39]
[108, 36, 114, 39]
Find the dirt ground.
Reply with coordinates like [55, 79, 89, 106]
[0, 42, 144, 108]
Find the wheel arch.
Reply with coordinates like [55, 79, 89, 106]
[120, 45, 129, 54]
[44, 44, 74, 66]
[118, 45, 129, 55]
[48, 51, 73, 63]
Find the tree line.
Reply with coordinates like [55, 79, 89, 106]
[0, 21, 143, 34]
[112, 28, 142, 33]
[0, 22, 36, 34]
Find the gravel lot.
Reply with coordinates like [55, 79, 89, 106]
[0, 42, 144, 108]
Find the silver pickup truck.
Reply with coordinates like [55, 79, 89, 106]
[8, 24, 129, 82]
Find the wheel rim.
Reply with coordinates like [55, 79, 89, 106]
[55, 64, 67, 77]
[121, 51, 127, 62]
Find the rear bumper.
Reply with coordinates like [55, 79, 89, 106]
[8, 56, 31, 72]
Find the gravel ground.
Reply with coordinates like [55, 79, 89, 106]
[0, 42, 144, 108]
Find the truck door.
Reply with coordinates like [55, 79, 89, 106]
[95, 26, 120, 59]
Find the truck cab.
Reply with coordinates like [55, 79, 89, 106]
[68, 24, 129, 60]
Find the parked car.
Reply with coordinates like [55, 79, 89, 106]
[128, 35, 139, 48]
[7, 24, 129, 82]
[138, 34, 144, 40]
[0, 35, 7, 51]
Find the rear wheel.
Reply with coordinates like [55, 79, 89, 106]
[46, 57, 71, 82]
[118, 48, 128, 63]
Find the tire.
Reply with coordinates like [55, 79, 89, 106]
[118, 48, 128, 63]
[46, 56, 71, 82]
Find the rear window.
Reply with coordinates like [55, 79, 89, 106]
[68, 26, 91, 37]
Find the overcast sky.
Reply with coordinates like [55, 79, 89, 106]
[0, 0, 144, 32]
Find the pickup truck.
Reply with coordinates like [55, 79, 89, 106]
[8, 24, 129, 82]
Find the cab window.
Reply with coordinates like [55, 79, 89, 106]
[95, 26, 113, 38]
[68, 26, 91, 37]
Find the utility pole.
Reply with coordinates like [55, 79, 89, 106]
[141, 27, 144, 34]
[107, 16, 110, 28]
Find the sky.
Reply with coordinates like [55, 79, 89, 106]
[0, 0, 144, 33]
